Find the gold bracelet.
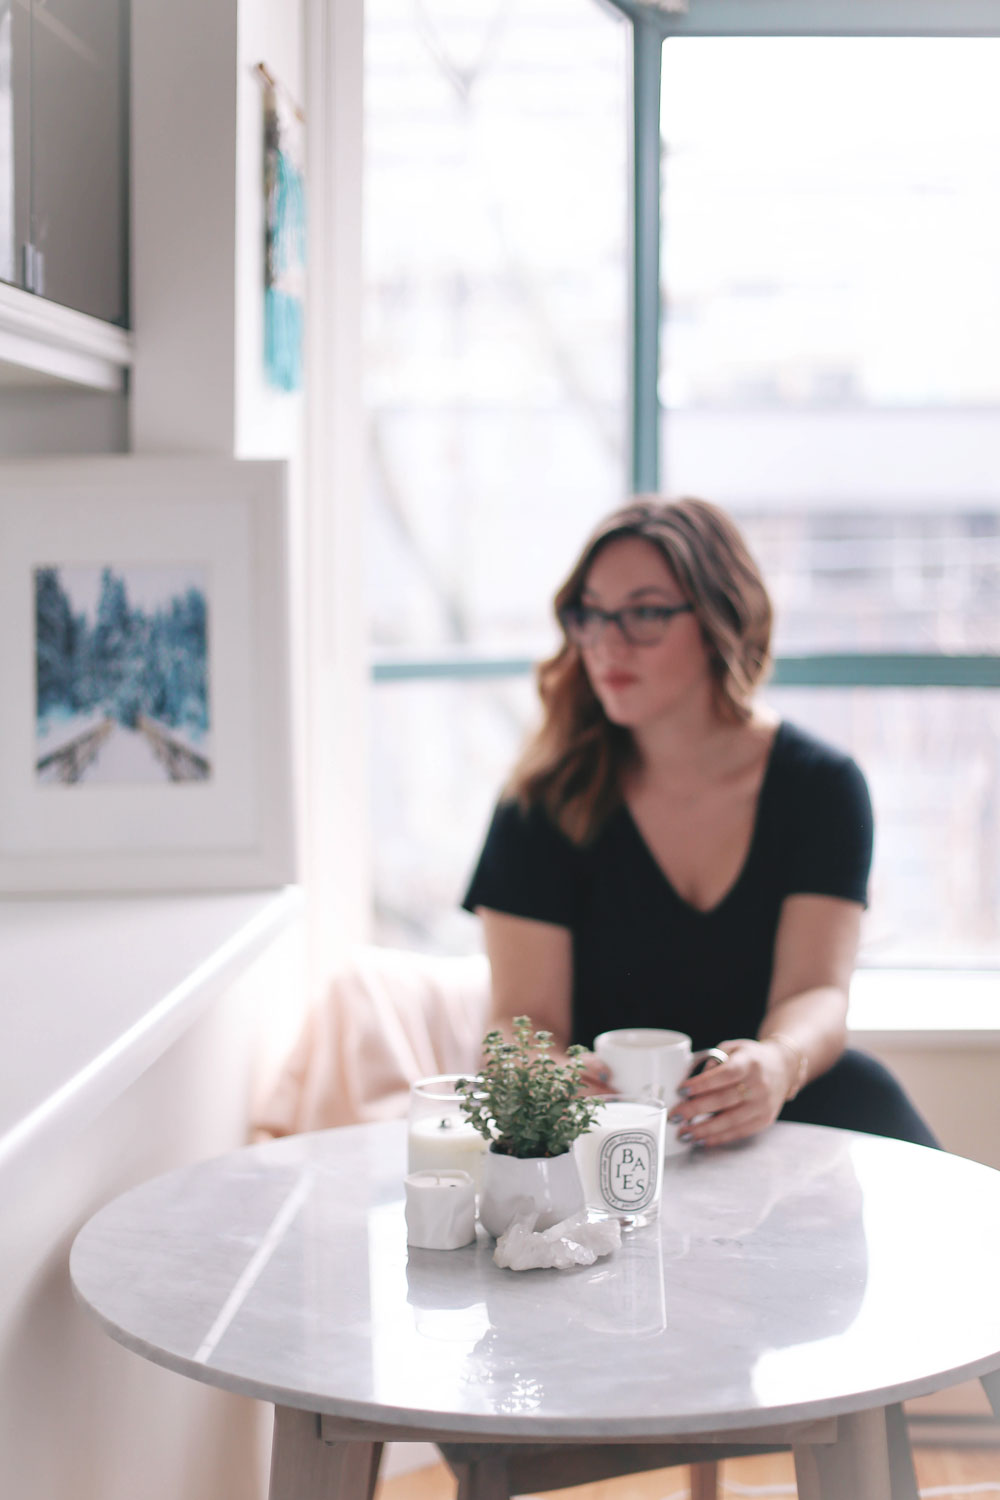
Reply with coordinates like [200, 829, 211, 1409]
[766, 1032, 809, 1100]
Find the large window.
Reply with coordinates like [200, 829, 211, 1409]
[364, 2, 1000, 965]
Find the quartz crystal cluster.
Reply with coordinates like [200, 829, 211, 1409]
[493, 1206, 621, 1270]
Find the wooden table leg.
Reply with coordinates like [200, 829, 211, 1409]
[981, 1370, 1000, 1418]
[689, 1458, 720, 1500]
[884, 1402, 919, 1500]
[269, 1406, 383, 1500]
[446, 1451, 513, 1500]
[794, 1408, 892, 1500]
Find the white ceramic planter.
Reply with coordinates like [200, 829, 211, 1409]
[478, 1147, 584, 1238]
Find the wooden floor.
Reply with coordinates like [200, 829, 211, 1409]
[377, 1445, 1000, 1500]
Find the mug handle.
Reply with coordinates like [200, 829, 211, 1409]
[686, 1046, 730, 1079]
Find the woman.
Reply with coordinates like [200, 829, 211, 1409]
[462, 497, 937, 1149]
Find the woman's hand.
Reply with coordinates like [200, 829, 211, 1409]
[535, 1045, 615, 1095]
[578, 1051, 616, 1095]
[670, 894, 858, 1147]
[666, 1038, 792, 1148]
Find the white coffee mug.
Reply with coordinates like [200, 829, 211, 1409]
[593, 1028, 728, 1156]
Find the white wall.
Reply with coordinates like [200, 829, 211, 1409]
[129, 0, 239, 454]
[301, 0, 372, 973]
[0, 922, 305, 1500]
[0, 388, 127, 454]
[867, 1042, 1000, 1171]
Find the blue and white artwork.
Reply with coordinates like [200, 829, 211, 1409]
[263, 81, 306, 392]
[34, 564, 211, 785]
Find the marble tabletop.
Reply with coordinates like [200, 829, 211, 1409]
[70, 1121, 1000, 1441]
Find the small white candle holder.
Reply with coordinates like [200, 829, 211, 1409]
[404, 1169, 476, 1250]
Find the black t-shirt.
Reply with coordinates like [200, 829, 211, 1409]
[462, 721, 873, 1051]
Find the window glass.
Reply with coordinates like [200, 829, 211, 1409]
[364, 0, 629, 652]
[371, 675, 536, 951]
[659, 38, 1000, 658]
[660, 39, 1000, 411]
[763, 688, 1000, 967]
[373, 676, 1000, 964]
[729, 504, 998, 654]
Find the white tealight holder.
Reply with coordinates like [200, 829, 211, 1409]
[404, 1169, 477, 1250]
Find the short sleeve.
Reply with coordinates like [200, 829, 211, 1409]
[461, 798, 578, 928]
[784, 754, 874, 906]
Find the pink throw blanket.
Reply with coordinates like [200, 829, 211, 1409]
[254, 945, 492, 1137]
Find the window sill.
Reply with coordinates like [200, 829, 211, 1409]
[0, 281, 132, 393]
[849, 967, 1000, 1048]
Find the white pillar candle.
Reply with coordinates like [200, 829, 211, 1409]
[404, 1169, 477, 1250]
[407, 1116, 488, 1188]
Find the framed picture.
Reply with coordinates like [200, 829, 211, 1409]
[0, 456, 296, 892]
[261, 68, 306, 392]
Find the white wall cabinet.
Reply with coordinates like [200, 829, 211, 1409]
[0, 0, 129, 390]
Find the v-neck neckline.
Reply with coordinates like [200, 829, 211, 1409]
[620, 720, 786, 919]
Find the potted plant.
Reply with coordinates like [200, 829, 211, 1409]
[457, 1017, 600, 1238]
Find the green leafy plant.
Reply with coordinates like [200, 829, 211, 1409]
[457, 1016, 600, 1159]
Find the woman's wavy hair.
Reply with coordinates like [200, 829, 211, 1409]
[507, 497, 773, 844]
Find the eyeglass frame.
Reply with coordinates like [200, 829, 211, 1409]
[558, 600, 695, 647]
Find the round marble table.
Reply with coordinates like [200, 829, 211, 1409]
[71, 1121, 1000, 1500]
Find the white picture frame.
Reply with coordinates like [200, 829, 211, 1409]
[0, 456, 296, 892]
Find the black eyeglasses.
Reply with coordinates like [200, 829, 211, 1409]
[558, 601, 694, 647]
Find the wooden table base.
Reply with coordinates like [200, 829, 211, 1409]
[266, 1404, 909, 1500]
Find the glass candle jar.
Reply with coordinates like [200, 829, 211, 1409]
[407, 1074, 488, 1190]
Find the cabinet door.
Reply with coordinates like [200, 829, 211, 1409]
[29, 0, 127, 324]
